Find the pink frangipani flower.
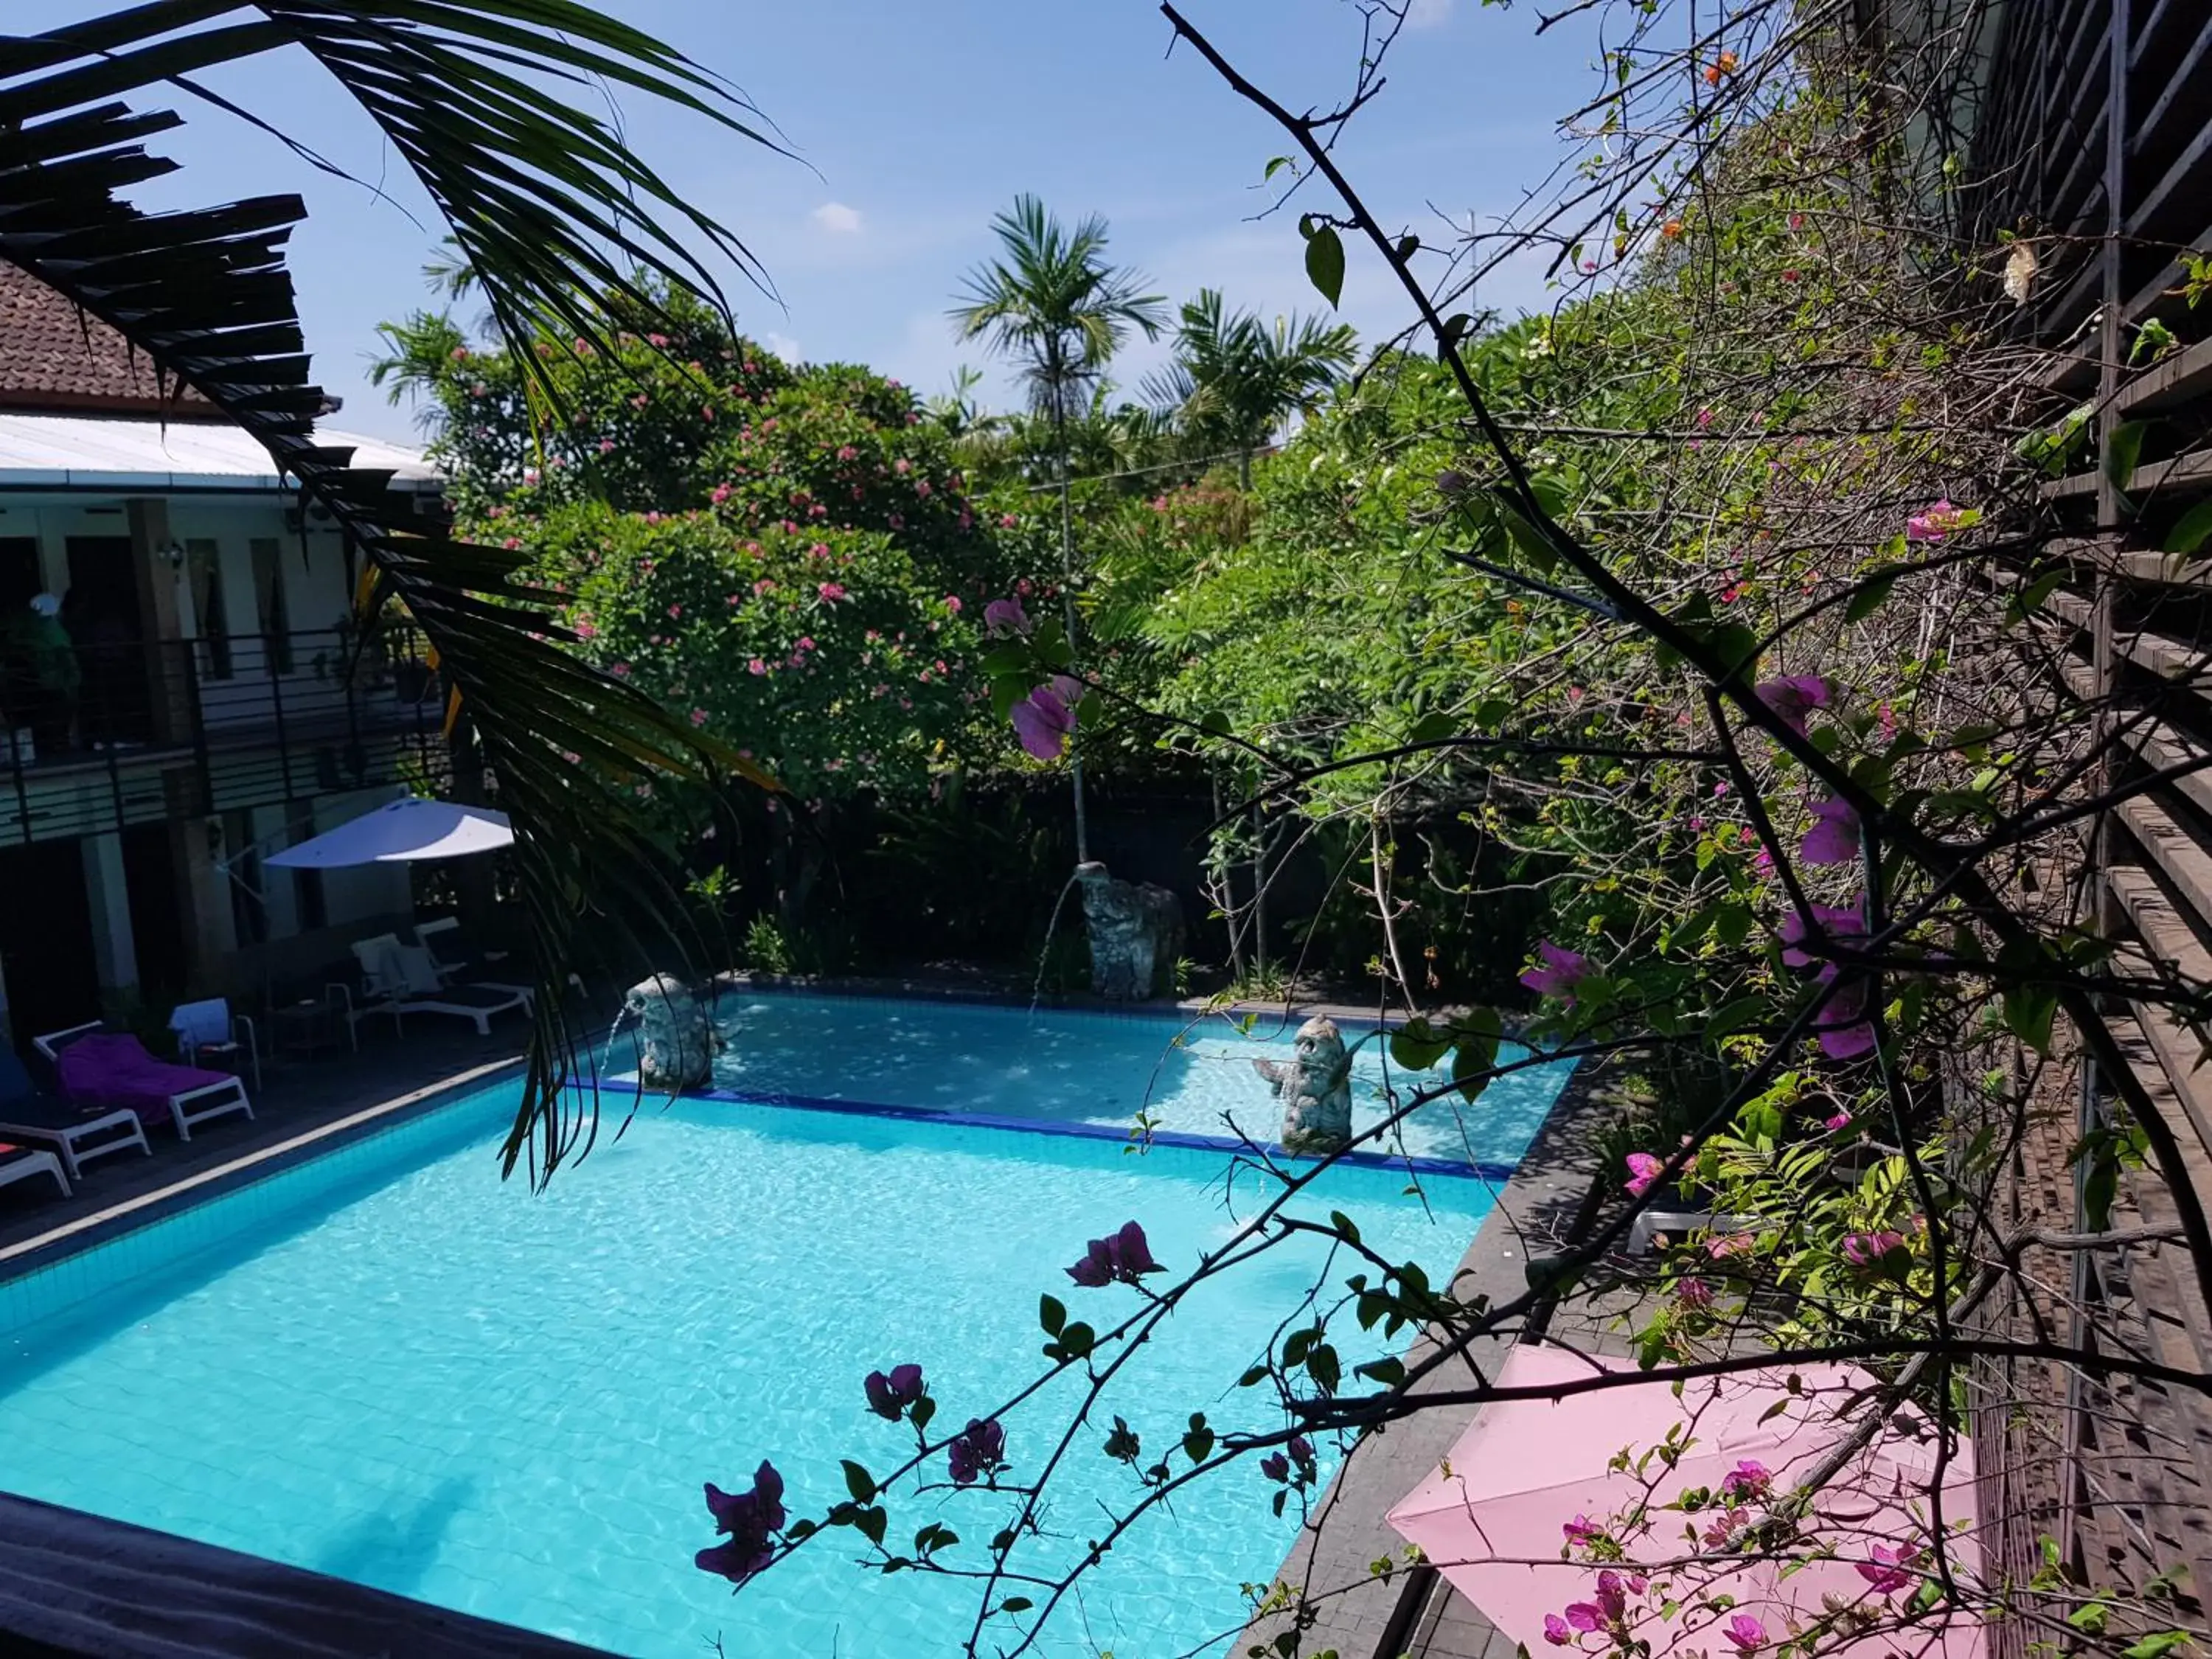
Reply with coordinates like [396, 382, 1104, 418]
[1520, 940, 1589, 1002]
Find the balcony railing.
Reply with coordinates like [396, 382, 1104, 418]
[0, 626, 453, 846]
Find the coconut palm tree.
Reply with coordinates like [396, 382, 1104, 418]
[0, 2, 783, 1178]
[950, 196, 1166, 862]
[1146, 289, 1357, 487]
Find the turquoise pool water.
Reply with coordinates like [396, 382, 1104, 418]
[0, 1071, 1517, 1658]
[708, 992, 1573, 1169]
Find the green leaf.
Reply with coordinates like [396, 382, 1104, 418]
[1307, 1343, 1342, 1392]
[1452, 1039, 1493, 1102]
[1265, 156, 1296, 181]
[1356, 1355, 1408, 1387]
[1390, 1018, 1453, 1071]
[1039, 1293, 1066, 1336]
[1395, 234, 1420, 262]
[2002, 986, 2057, 1055]
[1408, 710, 1459, 747]
[1707, 995, 1769, 1038]
[2107, 420, 2149, 490]
[2167, 499, 2212, 555]
[842, 1460, 877, 1504]
[980, 645, 1031, 675]
[2123, 1633, 2190, 1659]
[1846, 568, 1901, 622]
[1329, 1210, 1362, 1245]
[855, 1505, 888, 1547]
[1183, 1416, 1217, 1463]
[2004, 569, 2065, 625]
[1306, 225, 1346, 307]
[1000, 1596, 1035, 1615]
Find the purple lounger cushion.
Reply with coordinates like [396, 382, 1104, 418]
[57, 1035, 232, 1130]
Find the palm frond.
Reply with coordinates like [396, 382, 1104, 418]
[0, 2, 790, 1182]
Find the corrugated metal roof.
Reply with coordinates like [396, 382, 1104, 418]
[0, 411, 440, 490]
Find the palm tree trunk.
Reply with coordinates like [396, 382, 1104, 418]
[1049, 372, 1089, 863]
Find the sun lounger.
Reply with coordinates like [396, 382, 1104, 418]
[49, 1032, 255, 1142]
[349, 936, 531, 1036]
[0, 1044, 150, 1180]
[0, 1141, 68, 1201]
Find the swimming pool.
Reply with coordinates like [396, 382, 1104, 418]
[707, 992, 1573, 1169]
[0, 1062, 1522, 1657]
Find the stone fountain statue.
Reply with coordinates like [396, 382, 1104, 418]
[622, 973, 718, 1090]
[1253, 1015, 1355, 1153]
[1074, 860, 1183, 1001]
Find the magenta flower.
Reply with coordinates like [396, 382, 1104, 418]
[1725, 1613, 1766, 1655]
[863, 1363, 925, 1421]
[1624, 1152, 1665, 1198]
[1562, 1514, 1601, 1544]
[1721, 1460, 1772, 1500]
[1065, 1220, 1163, 1288]
[1856, 1542, 1919, 1595]
[1260, 1451, 1290, 1482]
[1011, 675, 1082, 762]
[944, 594, 962, 613]
[1707, 1232, 1754, 1260]
[1841, 1229, 1910, 1272]
[984, 595, 1032, 638]
[1780, 900, 1863, 967]
[1676, 1276, 1714, 1310]
[1702, 1506, 1749, 1549]
[1906, 498, 1966, 542]
[1756, 675, 1832, 737]
[1825, 1110, 1853, 1132]
[818, 582, 848, 602]
[1801, 795, 1860, 866]
[1520, 940, 1589, 1002]
[1815, 979, 1878, 1060]
[1544, 1613, 1575, 1646]
[695, 1461, 785, 1585]
[946, 1417, 1006, 1486]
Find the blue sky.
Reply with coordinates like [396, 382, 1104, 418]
[20, 0, 1604, 442]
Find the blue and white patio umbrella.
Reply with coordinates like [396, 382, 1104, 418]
[264, 797, 512, 869]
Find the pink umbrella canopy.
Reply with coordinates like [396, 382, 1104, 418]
[1387, 1345, 1983, 1659]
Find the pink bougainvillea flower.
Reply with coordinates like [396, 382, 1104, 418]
[695, 1461, 785, 1586]
[1520, 940, 1589, 1001]
[689, 708, 709, 727]
[1825, 1110, 1854, 1132]
[1721, 1460, 1772, 1500]
[1801, 795, 1861, 866]
[748, 658, 768, 676]
[818, 582, 848, 602]
[1755, 675, 1832, 736]
[1780, 899, 1864, 967]
[1562, 1514, 1601, 1545]
[1676, 1276, 1714, 1310]
[1841, 1229, 1910, 1271]
[1906, 498, 1966, 542]
[1707, 1232, 1755, 1260]
[1725, 1613, 1766, 1655]
[984, 596, 1033, 638]
[1815, 979, 1878, 1060]
[1011, 677, 1082, 762]
[1624, 1152, 1665, 1198]
[710, 484, 731, 505]
[1856, 1542, 1919, 1595]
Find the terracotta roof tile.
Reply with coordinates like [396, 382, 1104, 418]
[0, 261, 218, 417]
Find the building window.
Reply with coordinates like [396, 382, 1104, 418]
[250, 538, 293, 674]
[187, 540, 232, 680]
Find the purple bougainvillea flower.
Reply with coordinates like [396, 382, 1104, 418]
[1544, 1613, 1575, 1646]
[1801, 795, 1861, 866]
[1676, 1276, 1715, 1310]
[1065, 1220, 1164, 1288]
[1011, 681, 1078, 762]
[1856, 1542, 1919, 1595]
[863, 1363, 925, 1420]
[1260, 1452, 1290, 1483]
[1720, 1459, 1772, 1500]
[1842, 1229, 1910, 1271]
[984, 596, 1033, 638]
[1562, 1514, 1601, 1544]
[1815, 979, 1878, 1060]
[947, 1417, 1006, 1486]
[696, 1461, 786, 1586]
[1725, 1613, 1767, 1655]
[1593, 1571, 1627, 1621]
[1288, 1434, 1313, 1466]
[1563, 1602, 1605, 1633]
[1780, 900, 1864, 967]
[1624, 1152, 1665, 1198]
[1520, 940, 1590, 1002]
[1755, 675, 1832, 737]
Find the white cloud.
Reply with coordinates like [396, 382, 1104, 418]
[810, 201, 864, 235]
[1405, 0, 1453, 27]
[764, 331, 804, 363]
